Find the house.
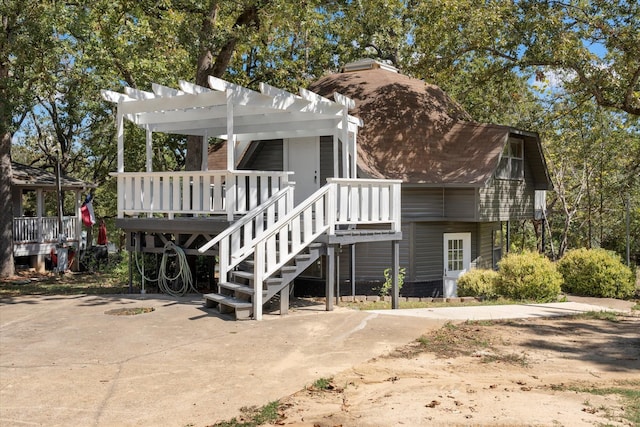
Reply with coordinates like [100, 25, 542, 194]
[11, 162, 96, 272]
[227, 59, 552, 298]
[101, 76, 403, 320]
[102, 59, 551, 319]
[308, 59, 552, 296]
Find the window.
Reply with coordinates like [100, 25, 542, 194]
[447, 238, 464, 271]
[497, 137, 524, 180]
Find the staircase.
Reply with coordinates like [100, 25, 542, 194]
[203, 242, 325, 319]
[198, 178, 402, 320]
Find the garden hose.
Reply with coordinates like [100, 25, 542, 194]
[133, 240, 197, 296]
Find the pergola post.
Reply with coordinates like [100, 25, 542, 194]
[226, 89, 235, 172]
[117, 112, 124, 173]
[145, 129, 153, 173]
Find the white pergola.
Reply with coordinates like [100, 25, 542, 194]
[101, 77, 361, 178]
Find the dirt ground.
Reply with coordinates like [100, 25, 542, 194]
[264, 313, 640, 427]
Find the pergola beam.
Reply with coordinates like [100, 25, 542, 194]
[102, 76, 362, 173]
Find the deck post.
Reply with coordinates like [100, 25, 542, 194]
[326, 244, 335, 311]
[254, 242, 264, 320]
[279, 284, 289, 315]
[335, 247, 340, 306]
[350, 244, 356, 296]
[391, 240, 400, 309]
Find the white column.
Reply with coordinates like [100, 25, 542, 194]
[341, 109, 349, 178]
[333, 132, 339, 178]
[226, 89, 235, 171]
[117, 112, 124, 173]
[145, 128, 152, 172]
[75, 190, 82, 243]
[36, 189, 43, 243]
[350, 131, 357, 179]
[201, 131, 208, 171]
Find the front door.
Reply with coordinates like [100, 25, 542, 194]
[286, 137, 319, 205]
[443, 232, 471, 297]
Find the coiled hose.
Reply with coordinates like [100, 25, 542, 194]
[134, 241, 197, 296]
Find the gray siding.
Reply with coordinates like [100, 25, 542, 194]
[401, 188, 443, 218]
[478, 162, 536, 221]
[444, 188, 476, 219]
[401, 188, 475, 221]
[241, 139, 283, 171]
[476, 222, 501, 270]
[338, 223, 410, 282]
[320, 136, 343, 183]
[340, 221, 478, 283]
[412, 222, 477, 282]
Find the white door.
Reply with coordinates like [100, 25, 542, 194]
[286, 137, 319, 205]
[443, 232, 471, 297]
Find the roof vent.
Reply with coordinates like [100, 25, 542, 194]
[342, 59, 399, 74]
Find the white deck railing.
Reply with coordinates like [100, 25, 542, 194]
[13, 217, 79, 243]
[112, 170, 293, 219]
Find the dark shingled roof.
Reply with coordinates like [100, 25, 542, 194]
[308, 68, 534, 185]
[11, 162, 96, 190]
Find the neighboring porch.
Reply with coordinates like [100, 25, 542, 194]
[10, 162, 95, 271]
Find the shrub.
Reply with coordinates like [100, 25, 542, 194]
[379, 267, 405, 296]
[457, 269, 499, 299]
[495, 251, 563, 302]
[557, 248, 635, 299]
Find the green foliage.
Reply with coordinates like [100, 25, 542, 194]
[495, 251, 563, 302]
[312, 377, 333, 390]
[379, 267, 405, 297]
[557, 248, 635, 299]
[212, 401, 280, 427]
[457, 269, 499, 299]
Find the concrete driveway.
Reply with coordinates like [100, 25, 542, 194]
[0, 294, 631, 426]
[1, 294, 445, 426]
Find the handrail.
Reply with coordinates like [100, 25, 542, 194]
[252, 184, 334, 319]
[198, 186, 294, 254]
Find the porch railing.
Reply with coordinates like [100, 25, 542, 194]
[112, 170, 292, 219]
[13, 217, 79, 244]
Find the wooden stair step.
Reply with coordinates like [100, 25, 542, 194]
[218, 282, 255, 296]
[203, 293, 253, 320]
[203, 293, 253, 309]
[231, 270, 253, 280]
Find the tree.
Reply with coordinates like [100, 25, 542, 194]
[1, 0, 70, 276]
[410, 0, 639, 116]
[540, 96, 639, 257]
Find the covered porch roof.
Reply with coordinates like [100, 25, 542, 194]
[102, 77, 361, 176]
[11, 162, 96, 191]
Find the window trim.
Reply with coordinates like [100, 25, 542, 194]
[497, 137, 524, 180]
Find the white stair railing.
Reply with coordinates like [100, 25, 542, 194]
[252, 178, 402, 319]
[198, 186, 295, 283]
[198, 178, 402, 320]
[252, 185, 334, 319]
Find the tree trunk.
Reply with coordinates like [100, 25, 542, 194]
[0, 132, 15, 277]
[184, 2, 263, 172]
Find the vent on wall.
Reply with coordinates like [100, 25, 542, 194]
[341, 58, 399, 74]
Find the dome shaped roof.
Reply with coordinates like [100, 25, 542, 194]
[308, 67, 511, 185]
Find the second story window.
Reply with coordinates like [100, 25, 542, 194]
[497, 137, 524, 180]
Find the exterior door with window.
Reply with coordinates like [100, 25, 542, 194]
[443, 232, 471, 297]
